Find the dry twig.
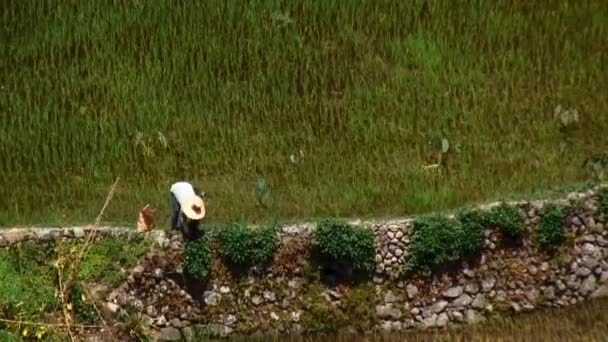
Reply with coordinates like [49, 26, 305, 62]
[59, 177, 120, 342]
[82, 285, 117, 342]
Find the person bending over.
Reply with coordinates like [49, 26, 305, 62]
[170, 181, 206, 240]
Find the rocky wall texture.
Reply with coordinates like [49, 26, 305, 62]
[2, 185, 608, 341]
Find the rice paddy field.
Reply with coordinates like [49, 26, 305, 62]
[1, 0, 607, 227]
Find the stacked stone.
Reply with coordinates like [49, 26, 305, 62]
[0, 226, 148, 247]
[104, 233, 201, 342]
[372, 220, 413, 277]
[373, 186, 608, 331]
[3, 185, 608, 340]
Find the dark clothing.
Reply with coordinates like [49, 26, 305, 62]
[170, 190, 202, 240]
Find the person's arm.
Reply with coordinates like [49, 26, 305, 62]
[192, 184, 206, 199]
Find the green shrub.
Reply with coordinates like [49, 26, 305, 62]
[183, 234, 212, 281]
[313, 219, 375, 273]
[456, 209, 486, 256]
[598, 188, 608, 214]
[539, 204, 566, 252]
[216, 224, 278, 268]
[72, 284, 98, 325]
[485, 203, 525, 238]
[408, 214, 483, 273]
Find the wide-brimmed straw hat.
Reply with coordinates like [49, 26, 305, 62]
[182, 195, 206, 220]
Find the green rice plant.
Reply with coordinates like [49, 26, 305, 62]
[0, 0, 607, 226]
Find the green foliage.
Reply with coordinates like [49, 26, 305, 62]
[0, 244, 59, 319]
[538, 204, 566, 252]
[341, 284, 378, 332]
[256, 177, 270, 208]
[313, 219, 375, 273]
[183, 234, 212, 281]
[301, 284, 348, 333]
[583, 153, 608, 181]
[2, 1, 607, 226]
[408, 214, 483, 273]
[79, 237, 148, 286]
[598, 187, 608, 214]
[0, 330, 18, 342]
[456, 208, 487, 256]
[485, 203, 525, 238]
[216, 224, 278, 268]
[72, 284, 98, 325]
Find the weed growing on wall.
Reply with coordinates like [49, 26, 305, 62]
[598, 188, 608, 215]
[216, 224, 278, 269]
[72, 284, 98, 325]
[183, 234, 212, 281]
[538, 205, 566, 252]
[313, 219, 375, 274]
[408, 214, 484, 273]
[485, 203, 525, 239]
[456, 208, 487, 256]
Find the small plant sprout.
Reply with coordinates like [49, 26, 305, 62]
[134, 131, 169, 158]
[583, 152, 608, 181]
[256, 177, 270, 207]
[423, 135, 462, 172]
[554, 105, 580, 155]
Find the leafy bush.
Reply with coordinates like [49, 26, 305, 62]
[408, 214, 483, 273]
[456, 209, 486, 256]
[598, 187, 608, 214]
[183, 234, 212, 281]
[485, 203, 525, 238]
[313, 219, 375, 273]
[539, 204, 566, 252]
[216, 224, 278, 268]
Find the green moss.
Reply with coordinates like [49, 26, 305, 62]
[78, 236, 148, 286]
[341, 284, 379, 332]
[301, 284, 348, 333]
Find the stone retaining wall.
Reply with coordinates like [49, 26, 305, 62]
[2, 185, 608, 341]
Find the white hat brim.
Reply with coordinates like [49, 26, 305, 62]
[182, 196, 206, 220]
